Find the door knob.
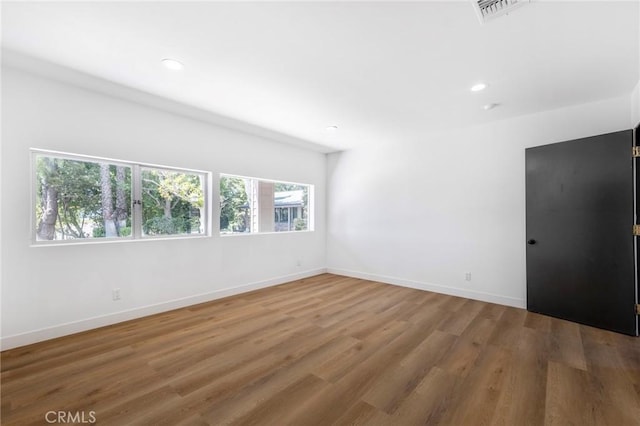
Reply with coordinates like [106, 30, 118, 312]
[527, 239, 536, 245]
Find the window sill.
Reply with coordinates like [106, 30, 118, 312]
[220, 230, 314, 237]
[30, 234, 211, 248]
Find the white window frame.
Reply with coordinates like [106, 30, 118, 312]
[219, 173, 314, 236]
[31, 149, 212, 246]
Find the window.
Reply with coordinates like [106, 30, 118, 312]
[33, 150, 209, 244]
[220, 174, 313, 234]
[140, 167, 205, 237]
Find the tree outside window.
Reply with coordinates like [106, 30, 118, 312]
[33, 151, 208, 243]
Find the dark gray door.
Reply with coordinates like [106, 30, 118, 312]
[526, 130, 637, 335]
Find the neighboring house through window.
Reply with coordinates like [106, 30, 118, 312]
[220, 174, 313, 234]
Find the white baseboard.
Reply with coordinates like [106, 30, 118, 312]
[327, 268, 525, 309]
[1, 268, 326, 350]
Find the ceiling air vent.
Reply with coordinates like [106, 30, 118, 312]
[472, 0, 529, 23]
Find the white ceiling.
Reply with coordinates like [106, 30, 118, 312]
[2, 1, 639, 152]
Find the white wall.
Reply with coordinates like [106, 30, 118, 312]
[1, 65, 326, 349]
[632, 80, 640, 126]
[327, 94, 633, 308]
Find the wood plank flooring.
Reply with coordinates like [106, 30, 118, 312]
[2, 273, 639, 425]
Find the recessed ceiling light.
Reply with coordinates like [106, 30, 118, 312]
[471, 83, 488, 92]
[161, 58, 184, 71]
[325, 125, 339, 132]
[483, 103, 499, 110]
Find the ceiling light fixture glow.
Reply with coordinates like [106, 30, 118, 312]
[470, 83, 488, 92]
[162, 58, 184, 70]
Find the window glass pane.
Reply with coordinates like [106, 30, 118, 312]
[141, 168, 205, 236]
[220, 176, 252, 234]
[219, 175, 312, 235]
[35, 155, 132, 240]
[274, 182, 308, 232]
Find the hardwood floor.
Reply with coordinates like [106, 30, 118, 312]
[2, 273, 639, 425]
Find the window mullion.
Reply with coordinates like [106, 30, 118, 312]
[132, 164, 142, 239]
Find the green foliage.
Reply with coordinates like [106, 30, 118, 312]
[293, 218, 307, 231]
[92, 225, 130, 238]
[35, 156, 208, 239]
[274, 183, 299, 192]
[142, 169, 204, 209]
[141, 169, 204, 235]
[35, 157, 132, 239]
[220, 177, 249, 232]
[301, 186, 309, 226]
[144, 217, 188, 235]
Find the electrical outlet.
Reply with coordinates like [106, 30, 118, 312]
[465, 272, 472, 282]
[112, 288, 121, 301]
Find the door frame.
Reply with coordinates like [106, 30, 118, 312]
[635, 122, 640, 336]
